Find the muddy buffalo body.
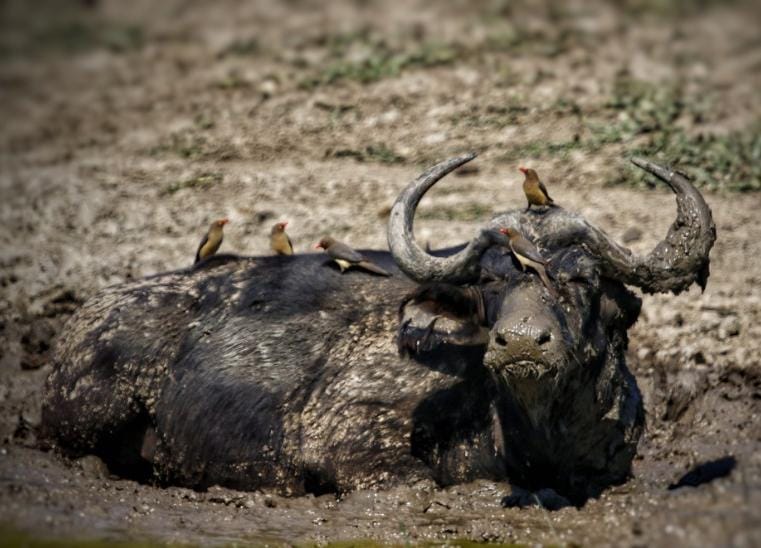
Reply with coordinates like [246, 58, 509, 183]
[42, 155, 715, 504]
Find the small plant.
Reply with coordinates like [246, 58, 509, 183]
[218, 37, 259, 57]
[162, 172, 223, 195]
[624, 124, 761, 192]
[300, 34, 459, 88]
[417, 202, 492, 221]
[150, 129, 238, 161]
[328, 144, 406, 164]
[0, 19, 143, 57]
[365, 144, 406, 164]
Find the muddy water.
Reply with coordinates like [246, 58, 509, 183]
[1, 436, 760, 546]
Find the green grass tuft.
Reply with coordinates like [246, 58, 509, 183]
[162, 172, 223, 196]
[0, 18, 143, 57]
[328, 144, 406, 164]
[623, 124, 761, 192]
[300, 36, 459, 88]
[495, 73, 760, 192]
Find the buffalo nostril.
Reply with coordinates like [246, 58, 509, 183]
[495, 334, 508, 347]
[535, 330, 551, 345]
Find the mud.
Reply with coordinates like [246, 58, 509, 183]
[1, 0, 761, 545]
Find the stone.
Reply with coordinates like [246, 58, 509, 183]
[77, 455, 110, 479]
[718, 316, 741, 339]
[621, 226, 643, 243]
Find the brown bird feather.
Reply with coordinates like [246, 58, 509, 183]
[270, 221, 294, 255]
[315, 236, 391, 276]
[195, 218, 229, 264]
[520, 167, 557, 211]
[499, 227, 557, 297]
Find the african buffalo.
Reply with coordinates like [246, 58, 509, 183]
[42, 154, 715, 504]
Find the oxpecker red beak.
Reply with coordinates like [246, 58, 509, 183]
[519, 167, 528, 174]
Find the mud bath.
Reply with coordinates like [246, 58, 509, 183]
[2, 0, 761, 546]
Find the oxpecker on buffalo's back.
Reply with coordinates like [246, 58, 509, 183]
[195, 218, 229, 264]
[315, 236, 391, 276]
[270, 221, 294, 255]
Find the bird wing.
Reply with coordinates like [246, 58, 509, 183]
[358, 260, 391, 276]
[286, 235, 294, 253]
[328, 241, 364, 263]
[538, 180, 553, 202]
[194, 232, 209, 264]
[511, 236, 547, 265]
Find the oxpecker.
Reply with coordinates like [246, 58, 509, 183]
[499, 227, 557, 297]
[270, 221, 294, 255]
[315, 236, 391, 277]
[520, 167, 557, 211]
[195, 218, 229, 264]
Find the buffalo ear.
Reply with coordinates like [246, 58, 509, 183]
[397, 284, 489, 356]
[599, 281, 642, 330]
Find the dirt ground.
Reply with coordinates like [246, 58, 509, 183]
[2, 0, 761, 545]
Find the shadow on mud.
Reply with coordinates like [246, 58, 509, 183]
[668, 456, 737, 490]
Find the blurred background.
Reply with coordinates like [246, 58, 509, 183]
[1, 0, 761, 545]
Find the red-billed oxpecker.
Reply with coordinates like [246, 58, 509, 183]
[270, 221, 294, 255]
[315, 236, 391, 277]
[520, 167, 557, 212]
[499, 227, 557, 298]
[194, 218, 229, 264]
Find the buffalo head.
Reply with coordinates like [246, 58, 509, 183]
[391, 154, 715, 499]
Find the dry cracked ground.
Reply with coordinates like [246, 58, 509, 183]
[1, 0, 761, 546]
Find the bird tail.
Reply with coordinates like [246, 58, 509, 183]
[537, 266, 558, 298]
[548, 200, 558, 207]
[358, 260, 392, 277]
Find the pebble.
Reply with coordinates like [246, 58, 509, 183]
[699, 311, 721, 331]
[423, 132, 447, 145]
[621, 226, 643, 243]
[77, 455, 109, 479]
[259, 79, 278, 98]
[718, 316, 741, 339]
[680, 344, 705, 364]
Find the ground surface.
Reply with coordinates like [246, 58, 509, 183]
[1, 0, 761, 546]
